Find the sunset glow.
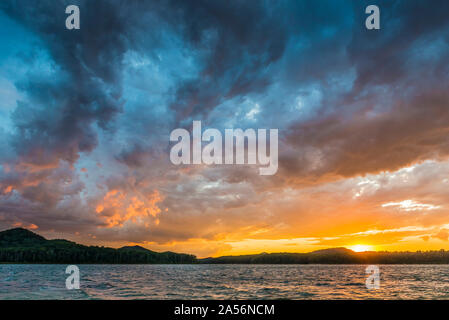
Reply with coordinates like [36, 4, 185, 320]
[1, 1, 449, 260]
[347, 245, 375, 253]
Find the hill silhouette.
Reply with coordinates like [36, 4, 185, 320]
[0, 228, 196, 264]
[200, 248, 361, 264]
[201, 248, 449, 264]
[0, 227, 46, 245]
[3, 228, 449, 264]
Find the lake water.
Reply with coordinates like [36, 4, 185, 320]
[1, 264, 449, 299]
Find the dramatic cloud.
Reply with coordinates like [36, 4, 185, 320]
[0, 0, 449, 257]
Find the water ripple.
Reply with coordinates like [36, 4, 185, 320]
[1, 264, 449, 299]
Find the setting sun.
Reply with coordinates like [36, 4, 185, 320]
[348, 245, 375, 252]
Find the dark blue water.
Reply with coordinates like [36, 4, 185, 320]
[1, 264, 449, 299]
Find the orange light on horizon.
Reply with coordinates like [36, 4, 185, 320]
[347, 244, 375, 252]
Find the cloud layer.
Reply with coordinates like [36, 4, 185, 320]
[1, 0, 449, 256]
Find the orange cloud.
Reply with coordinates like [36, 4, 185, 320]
[11, 222, 38, 230]
[3, 185, 13, 194]
[96, 189, 163, 228]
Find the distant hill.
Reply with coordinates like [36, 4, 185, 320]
[199, 248, 360, 264]
[200, 247, 449, 264]
[0, 227, 46, 246]
[0, 228, 196, 264]
[3, 228, 449, 264]
[120, 245, 153, 252]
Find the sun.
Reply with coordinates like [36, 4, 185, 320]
[347, 245, 375, 252]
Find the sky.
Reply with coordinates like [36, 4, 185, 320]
[1, 0, 449, 258]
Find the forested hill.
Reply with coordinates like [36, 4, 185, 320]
[0, 228, 196, 264]
[3, 228, 449, 264]
[200, 248, 449, 264]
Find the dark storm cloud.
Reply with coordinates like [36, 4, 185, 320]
[282, 89, 449, 182]
[167, 0, 289, 120]
[279, 0, 449, 183]
[348, 0, 449, 92]
[0, 0, 129, 166]
[0, 0, 292, 172]
[1, 0, 449, 246]
[0, 0, 138, 232]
